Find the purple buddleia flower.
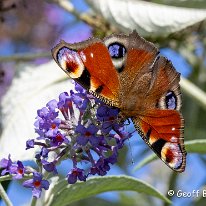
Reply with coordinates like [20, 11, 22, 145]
[0, 81, 133, 199]
[46, 99, 58, 111]
[0, 155, 26, 179]
[23, 172, 49, 198]
[75, 83, 85, 93]
[21, 81, 132, 187]
[71, 92, 89, 111]
[34, 104, 61, 139]
[41, 160, 57, 174]
[57, 92, 73, 120]
[76, 124, 99, 146]
[26, 139, 35, 150]
[97, 105, 121, 133]
[50, 132, 68, 146]
[67, 168, 86, 184]
[9, 161, 26, 179]
[40, 147, 49, 158]
[0, 155, 12, 176]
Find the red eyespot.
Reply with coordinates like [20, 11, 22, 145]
[165, 149, 174, 163]
[65, 61, 79, 73]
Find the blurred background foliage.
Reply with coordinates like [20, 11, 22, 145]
[0, 0, 206, 206]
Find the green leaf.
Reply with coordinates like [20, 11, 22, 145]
[133, 139, 206, 171]
[133, 154, 157, 171]
[180, 77, 206, 111]
[185, 139, 206, 153]
[45, 175, 170, 206]
[68, 197, 121, 206]
[86, 0, 206, 37]
[151, 0, 206, 9]
[0, 61, 70, 161]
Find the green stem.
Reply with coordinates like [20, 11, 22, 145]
[0, 175, 13, 182]
[30, 197, 37, 206]
[0, 52, 51, 62]
[0, 174, 33, 182]
[0, 183, 13, 206]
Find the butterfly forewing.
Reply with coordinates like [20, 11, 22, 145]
[52, 40, 120, 107]
[103, 31, 159, 99]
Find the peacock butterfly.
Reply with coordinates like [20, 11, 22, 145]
[51, 31, 186, 172]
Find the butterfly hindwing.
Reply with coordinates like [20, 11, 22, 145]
[130, 55, 186, 172]
[132, 109, 185, 172]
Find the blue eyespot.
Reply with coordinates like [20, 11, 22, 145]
[108, 43, 126, 59]
[165, 91, 177, 110]
[57, 47, 75, 62]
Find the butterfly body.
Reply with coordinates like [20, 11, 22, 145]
[52, 31, 186, 172]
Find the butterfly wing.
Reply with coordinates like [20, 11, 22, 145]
[103, 31, 159, 99]
[132, 110, 185, 172]
[52, 31, 158, 107]
[103, 32, 186, 171]
[51, 38, 121, 107]
[132, 57, 186, 172]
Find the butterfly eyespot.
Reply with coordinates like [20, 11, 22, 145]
[165, 91, 177, 110]
[108, 42, 126, 59]
[107, 42, 127, 73]
[56, 47, 85, 79]
[158, 88, 181, 111]
[161, 142, 183, 169]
